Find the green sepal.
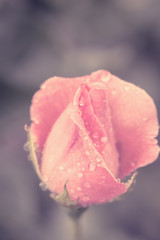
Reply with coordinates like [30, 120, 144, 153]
[51, 182, 77, 208]
[51, 183, 88, 219]
[108, 171, 137, 203]
[24, 125, 42, 180]
[125, 171, 137, 192]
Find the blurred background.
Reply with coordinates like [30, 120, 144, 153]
[0, 0, 160, 239]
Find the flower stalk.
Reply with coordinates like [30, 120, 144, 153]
[67, 207, 88, 240]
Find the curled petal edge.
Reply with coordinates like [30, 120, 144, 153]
[24, 126, 42, 180]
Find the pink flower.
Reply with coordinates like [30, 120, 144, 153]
[29, 70, 159, 207]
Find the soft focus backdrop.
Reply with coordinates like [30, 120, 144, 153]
[0, 1, 160, 240]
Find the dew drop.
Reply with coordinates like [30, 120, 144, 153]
[43, 175, 48, 182]
[39, 182, 47, 191]
[94, 142, 99, 148]
[34, 99, 39, 103]
[78, 172, 83, 178]
[92, 132, 99, 139]
[101, 73, 111, 82]
[101, 162, 106, 168]
[79, 97, 85, 107]
[101, 137, 108, 143]
[73, 101, 77, 106]
[35, 119, 39, 124]
[96, 157, 101, 163]
[111, 90, 117, 95]
[77, 187, 82, 192]
[70, 188, 75, 193]
[24, 124, 28, 131]
[81, 195, 89, 202]
[85, 150, 90, 156]
[131, 162, 135, 167]
[85, 182, 91, 188]
[59, 165, 64, 171]
[101, 150, 105, 155]
[84, 136, 88, 140]
[125, 86, 130, 91]
[41, 84, 46, 89]
[23, 142, 29, 151]
[89, 162, 96, 171]
[142, 117, 147, 121]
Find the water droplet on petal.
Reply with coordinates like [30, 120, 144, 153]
[85, 182, 91, 188]
[24, 124, 28, 131]
[23, 142, 29, 151]
[89, 162, 96, 171]
[94, 142, 99, 148]
[34, 98, 39, 103]
[59, 166, 64, 171]
[125, 86, 130, 91]
[101, 150, 105, 155]
[101, 73, 111, 82]
[35, 119, 39, 124]
[43, 175, 48, 182]
[70, 189, 75, 193]
[111, 90, 117, 95]
[85, 150, 90, 156]
[78, 172, 83, 178]
[41, 84, 46, 89]
[79, 97, 85, 107]
[101, 162, 106, 168]
[92, 132, 99, 139]
[84, 136, 88, 140]
[39, 182, 47, 191]
[131, 162, 136, 167]
[142, 117, 147, 121]
[101, 137, 108, 143]
[73, 101, 77, 106]
[77, 187, 82, 192]
[96, 157, 101, 163]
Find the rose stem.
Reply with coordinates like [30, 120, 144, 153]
[71, 217, 80, 240]
[67, 207, 88, 240]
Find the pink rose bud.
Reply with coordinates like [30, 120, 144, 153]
[27, 70, 159, 207]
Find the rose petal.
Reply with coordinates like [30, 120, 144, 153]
[75, 83, 107, 153]
[73, 83, 119, 177]
[90, 70, 159, 178]
[89, 84, 119, 177]
[41, 103, 126, 206]
[41, 83, 127, 206]
[30, 75, 88, 150]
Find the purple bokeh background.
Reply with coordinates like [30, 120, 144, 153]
[0, 1, 160, 239]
